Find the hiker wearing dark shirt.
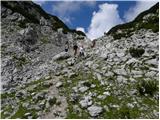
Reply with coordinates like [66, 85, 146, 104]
[73, 41, 78, 56]
[65, 41, 69, 52]
[91, 40, 96, 48]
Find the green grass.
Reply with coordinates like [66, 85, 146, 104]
[66, 99, 90, 119]
[10, 104, 38, 119]
[60, 71, 93, 118]
[117, 106, 140, 119]
[101, 95, 141, 119]
[12, 54, 30, 68]
[142, 97, 157, 106]
[10, 105, 27, 119]
[1, 105, 14, 119]
[26, 80, 52, 94]
[25, 76, 51, 88]
[1, 77, 52, 119]
[1, 92, 16, 99]
[137, 79, 158, 96]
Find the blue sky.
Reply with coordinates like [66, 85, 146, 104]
[33, 0, 158, 40]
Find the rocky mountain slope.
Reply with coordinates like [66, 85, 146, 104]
[106, 3, 159, 39]
[1, 1, 159, 119]
[1, 1, 86, 90]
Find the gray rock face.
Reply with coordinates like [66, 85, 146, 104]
[1, 1, 86, 94]
[87, 105, 103, 117]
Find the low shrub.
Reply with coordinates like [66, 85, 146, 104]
[129, 47, 145, 58]
[137, 79, 158, 96]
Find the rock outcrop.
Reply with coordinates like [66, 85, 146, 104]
[1, 1, 159, 119]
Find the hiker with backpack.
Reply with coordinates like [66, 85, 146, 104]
[73, 41, 78, 57]
[91, 40, 96, 48]
[79, 45, 85, 57]
[65, 41, 69, 52]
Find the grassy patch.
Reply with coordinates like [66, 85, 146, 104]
[1, 92, 16, 99]
[27, 82, 50, 93]
[117, 106, 140, 119]
[66, 99, 90, 119]
[25, 76, 51, 88]
[1, 105, 14, 119]
[102, 102, 141, 119]
[10, 104, 38, 119]
[10, 105, 27, 119]
[137, 79, 158, 96]
[12, 55, 30, 68]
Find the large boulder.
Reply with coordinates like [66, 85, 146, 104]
[52, 52, 71, 61]
[23, 26, 38, 45]
[87, 105, 103, 117]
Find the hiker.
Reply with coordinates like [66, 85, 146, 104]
[91, 40, 96, 48]
[65, 41, 69, 52]
[73, 41, 78, 57]
[79, 45, 85, 57]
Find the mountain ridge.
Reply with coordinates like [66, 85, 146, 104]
[1, 1, 86, 36]
[1, 1, 159, 119]
[106, 2, 159, 39]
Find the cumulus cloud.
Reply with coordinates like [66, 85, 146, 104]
[86, 3, 123, 40]
[124, 1, 157, 22]
[52, 1, 96, 24]
[76, 27, 85, 33]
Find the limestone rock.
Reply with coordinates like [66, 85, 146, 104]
[56, 82, 63, 88]
[79, 86, 89, 93]
[87, 105, 103, 117]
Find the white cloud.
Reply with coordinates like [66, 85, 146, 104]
[53, 2, 81, 16]
[52, 1, 96, 24]
[32, 0, 46, 6]
[124, 1, 157, 22]
[86, 3, 123, 40]
[76, 27, 85, 33]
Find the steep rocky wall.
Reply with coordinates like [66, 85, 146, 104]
[1, 1, 159, 119]
[1, 1, 86, 91]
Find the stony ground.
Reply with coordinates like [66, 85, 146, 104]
[1, 29, 159, 119]
[1, 1, 159, 119]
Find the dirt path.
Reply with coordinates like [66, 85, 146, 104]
[40, 76, 68, 119]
